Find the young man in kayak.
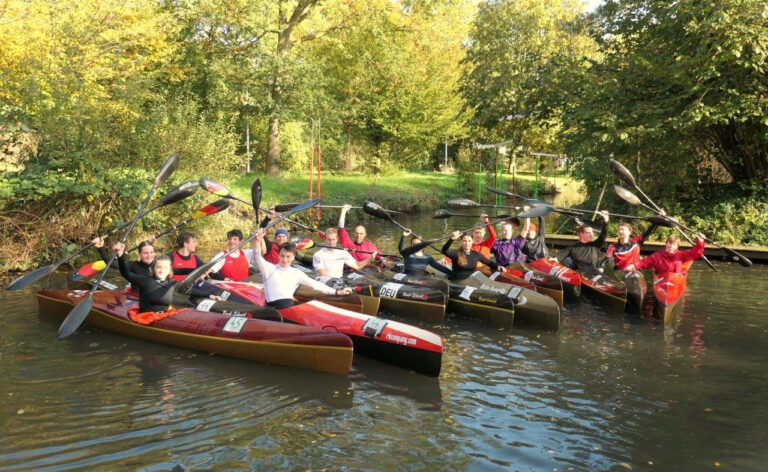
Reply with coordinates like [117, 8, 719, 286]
[312, 228, 373, 280]
[491, 220, 527, 267]
[552, 211, 609, 274]
[113, 241, 276, 318]
[168, 232, 205, 282]
[253, 228, 351, 308]
[603, 221, 659, 270]
[520, 216, 548, 262]
[441, 231, 505, 281]
[623, 234, 706, 277]
[209, 229, 257, 282]
[399, 229, 451, 276]
[257, 210, 291, 264]
[92, 237, 156, 277]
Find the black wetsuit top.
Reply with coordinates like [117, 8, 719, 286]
[398, 236, 451, 276]
[522, 216, 549, 262]
[118, 255, 201, 312]
[556, 221, 607, 274]
[98, 247, 152, 277]
[441, 239, 499, 281]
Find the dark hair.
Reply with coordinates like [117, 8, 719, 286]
[137, 241, 154, 251]
[227, 229, 243, 240]
[577, 224, 594, 234]
[176, 231, 196, 248]
[279, 241, 298, 255]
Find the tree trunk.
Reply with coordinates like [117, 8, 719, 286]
[266, 115, 280, 176]
[342, 127, 353, 171]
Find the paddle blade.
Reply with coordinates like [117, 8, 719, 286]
[447, 198, 480, 209]
[722, 247, 753, 267]
[154, 153, 180, 188]
[251, 177, 262, 216]
[554, 208, 584, 218]
[76, 260, 107, 279]
[485, 186, 515, 198]
[362, 201, 392, 220]
[614, 185, 644, 206]
[518, 204, 553, 218]
[57, 296, 94, 339]
[292, 236, 314, 250]
[6, 264, 54, 291]
[433, 209, 452, 219]
[193, 199, 232, 219]
[199, 177, 233, 198]
[610, 159, 637, 188]
[644, 215, 675, 228]
[574, 218, 603, 231]
[155, 179, 199, 208]
[274, 202, 301, 212]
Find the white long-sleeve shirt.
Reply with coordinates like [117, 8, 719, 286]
[254, 249, 336, 302]
[312, 247, 356, 278]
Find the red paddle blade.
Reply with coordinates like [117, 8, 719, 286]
[199, 177, 231, 197]
[77, 260, 107, 278]
[193, 199, 231, 219]
[296, 237, 314, 250]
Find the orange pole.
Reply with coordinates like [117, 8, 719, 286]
[308, 147, 314, 200]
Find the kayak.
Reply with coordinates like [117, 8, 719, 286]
[463, 271, 562, 331]
[652, 272, 687, 322]
[527, 258, 582, 299]
[528, 258, 627, 312]
[498, 262, 565, 309]
[211, 280, 444, 377]
[37, 289, 354, 375]
[607, 268, 647, 316]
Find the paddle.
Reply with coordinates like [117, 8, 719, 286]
[273, 202, 402, 214]
[613, 182, 752, 267]
[448, 198, 528, 211]
[312, 245, 402, 259]
[6, 177, 197, 292]
[176, 198, 321, 293]
[57, 153, 180, 338]
[485, 186, 550, 205]
[251, 177, 262, 217]
[433, 209, 516, 220]
[71, 199, 232, 280]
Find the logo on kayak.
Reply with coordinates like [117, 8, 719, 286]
[385, 333, 416, 346]
[379, 282, 403, 298]
[524, 271, 545, 283]
[393, 273, 407, 281]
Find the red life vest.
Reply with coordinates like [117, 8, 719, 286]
[219, 251, 250, 281]
[171, 251, 198, 282]
[264, 243, 280, 264]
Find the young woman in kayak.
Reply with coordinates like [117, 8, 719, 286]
[209, 229, 257, 281]
[441, 231, 505, 281]
[113, 242, 276, 318]
[623, 234, 706, 277]
[602, 221, 659, 270]
[552, 211, 609, 274]
[92, 236, 155, 277]
[253, 228, 351, 308]
[398, 229, 451, 276]
[521, 216, 548, 262]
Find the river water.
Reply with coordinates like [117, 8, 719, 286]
[1, 210, 767, 471]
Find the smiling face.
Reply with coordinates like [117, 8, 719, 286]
[227, 236, 241, 250]
[325, 231, 339, 248]
[354, 226, 366, 244]
[501, 223, 514, 240]
[153, 259, 172, 280]
[139, 245, 155, 265]
[185, 237, 198, 253]
[617, 224, 632, 243]
[275, 233, 289, 245]
[278, 248, 295, 268]
[461, 235, 473, 252]
[578, 227, 595, 243]
[471, 228, 485, 244]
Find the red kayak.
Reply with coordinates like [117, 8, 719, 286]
[37, 289, 354, 375]
[527, 258, 582, 298]
[652, 261, 693, 322]
[211, 281, 444, 377]
[528, 258, 627, 312]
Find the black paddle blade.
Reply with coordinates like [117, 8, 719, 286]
[610, 159, 637, 188]
[614, 184, 643, 206]
[154, 153, 180, 188]
[199, 177, 233, 198]
[574, 218, 603, 231]
[433, 209, 452, 219]
[518, 204, 553, 218]
[485, 186, 515, 198]
[155, 179, 199, 207]
[447, 198, 480, 209]
[554, 208, 584, 218]
[362, 201, 393, 220]
[645, 215, 675, 228]
[251, 177, 262, 216]
[193, 199, 232, 219]
[722, 247, 753, 267]
[274, 202, 301, 212]
[57, 296, 94, 339]
[6, 264, 54, 291]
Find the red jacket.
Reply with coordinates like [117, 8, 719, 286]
[636, 239, 705, 277]
[471, 224, 496, 270]
[338, 227, 379, 263]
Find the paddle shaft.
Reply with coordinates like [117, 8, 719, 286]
[312, 244, 401, 259]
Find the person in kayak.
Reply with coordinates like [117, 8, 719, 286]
[441, 231, 505, 281]
[552, 211, 609, 274]
[253, 228, 351, 308]
[256, 210, 291, 264]
[209, 229, 257, 281]
[92, 236, 155, 277]
[521, 215, 548, 262]
[337, 204, 393, 267]
[169, 232, 204, 282]
[623, 234, 706, 277]
[313, 228, 373, 280]
[602, 221, 660, 270]
[399, 229, 451, 276]
[491, 220, 527, 266]
[113, 242, 274, 318]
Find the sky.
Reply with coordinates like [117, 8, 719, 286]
[584, 0, 604, 12]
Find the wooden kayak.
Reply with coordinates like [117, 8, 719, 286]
[36, 289, 354, 375]
[527, 258, 582, 299]
[463, 271, 562, 331]
[211, 281, 444, 377]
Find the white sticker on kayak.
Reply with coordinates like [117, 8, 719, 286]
[98, 280, 118, 290]
[223, 315, 247, 333]
[549, 266, 559, 276]
[393, 273, 407, 281]
[459, 286, 476, 300]
[489, 271, 500, 281]
[346, 272, 363, 280]
[380, 282, 403, 299]
[524, 271, 534, 281]
[592, 275, 603, 283]
[219, 290, 231, 300]
[196, 299, 216, 311]
[508, 287, 522, 300]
